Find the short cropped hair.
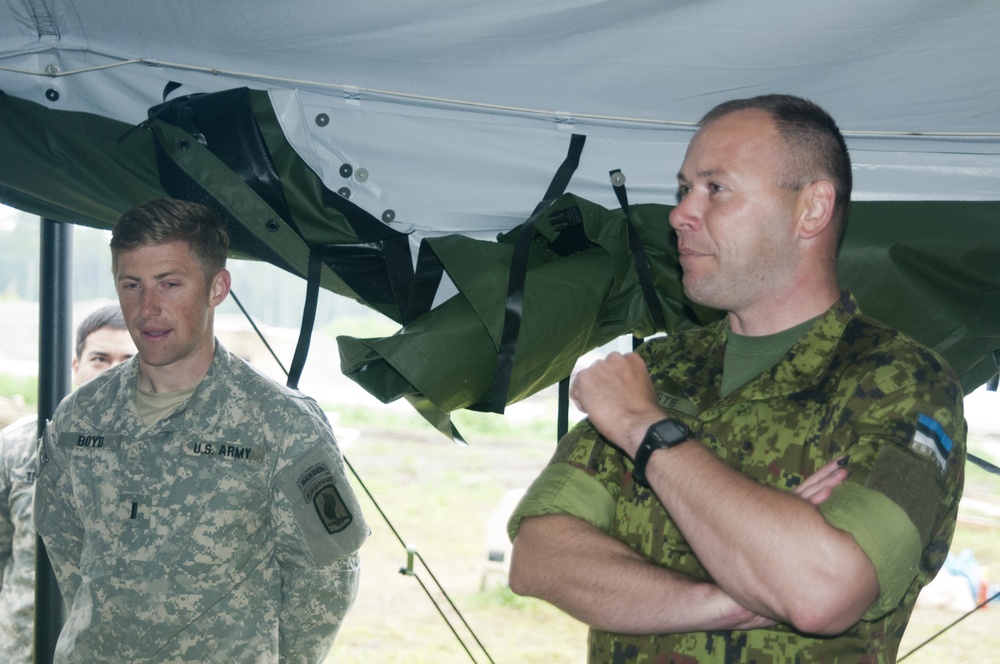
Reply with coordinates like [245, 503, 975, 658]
[700, 94, 852, 234]
[75, 304, 127, 360]
[110, 198, 229, 279]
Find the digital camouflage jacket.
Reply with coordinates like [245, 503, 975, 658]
[34, 343, 368, 663]
[0, 415, 38, 663]
[510, 291, 966, 664]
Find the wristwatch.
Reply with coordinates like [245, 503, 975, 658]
[631, 418, 691, 488]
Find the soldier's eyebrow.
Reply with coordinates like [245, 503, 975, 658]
[678, 168, 726, 181]
[116, 269, 185, 282]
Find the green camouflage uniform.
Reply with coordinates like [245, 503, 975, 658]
[510, 291, 966, 663]
[1, 415, 39, 663]
[34, 343, 369, 663]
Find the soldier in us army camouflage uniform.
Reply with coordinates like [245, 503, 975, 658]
[507, 95, 966, 663]
[33, 198, 368, 663]
[0, 304, 134, 663]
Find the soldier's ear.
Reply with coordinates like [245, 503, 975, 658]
[797, 179, 835, 240]
[209, 269, 231, 307]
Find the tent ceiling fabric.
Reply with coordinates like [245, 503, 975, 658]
[1, 0, 999, 230]
[1, 1, 999, 431]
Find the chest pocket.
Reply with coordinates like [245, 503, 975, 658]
[70, 433, 268, 579]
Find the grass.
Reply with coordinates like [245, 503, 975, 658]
[331, 414, 587, 663]
[0, 373, 37, 406]
[896, 432, 1000, 663]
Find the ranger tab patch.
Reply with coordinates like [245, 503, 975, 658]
[297, 462, 354, 534]
[912, 413, 954, 473]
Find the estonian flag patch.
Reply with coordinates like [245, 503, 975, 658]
[912, 413, 954, 473]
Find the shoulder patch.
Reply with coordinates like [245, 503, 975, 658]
[912, 413, 954, 473]
[299, 463, 354, 534]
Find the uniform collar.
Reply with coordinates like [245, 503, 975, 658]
[675, 289, 859, 414]
[79, 339, 234, 435]
[722, 289, 859, 401]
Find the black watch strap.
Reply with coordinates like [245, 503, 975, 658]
[632, 418, 691, 488]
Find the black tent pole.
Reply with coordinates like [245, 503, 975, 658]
[35, 218, 71, 663]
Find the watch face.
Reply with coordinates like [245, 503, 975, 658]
[634, 418, 690, 488]
[658, 421, 686, 439]
[652, 419, 689, 446]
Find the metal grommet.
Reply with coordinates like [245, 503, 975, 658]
[45, 89, 60, 102]
[338, 187, 351, 199]
[355, 168, 368, 182]
[315, 113, 329, 127]
[610, 171, 626, 187]
[178, 138, 190, 151]
[381, 209, 396, 223]
[339, 163, 353, 178]
[265, 219, 280, 233]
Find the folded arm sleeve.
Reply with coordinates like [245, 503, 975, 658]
[819, 371, 965, 621]
[508, 420, 621, 542]
[508, 464, 617, 541]
[819, 483, 922, 619]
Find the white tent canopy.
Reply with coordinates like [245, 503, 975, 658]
[2, 0, 999, 244]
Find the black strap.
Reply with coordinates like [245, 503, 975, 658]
[146, 87, 303, 277]
[154, 88, 297, 231]
[472, 134, 586, 413]
[318, 186, 448, 324]
[968, 453, 1000, 476]
[611, 169, 668, 335]
[557, 377, 570, 440]
[287, 247, 323, 389]
[161, 81, 183, 101]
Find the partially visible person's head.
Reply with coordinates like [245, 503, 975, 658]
[111, 198, 230, 283]
[698, 94, 852, 237]
[72, 304, 136, 385]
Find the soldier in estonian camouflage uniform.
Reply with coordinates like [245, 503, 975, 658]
[33, 199, 368, 662]
[507, 95, 966, 663]
[0, 305, 134, 663]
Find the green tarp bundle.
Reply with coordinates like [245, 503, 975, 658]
[337, 194, 723, 434]
[338, 196, 1000, 436]
[2, 88, 999, 440]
